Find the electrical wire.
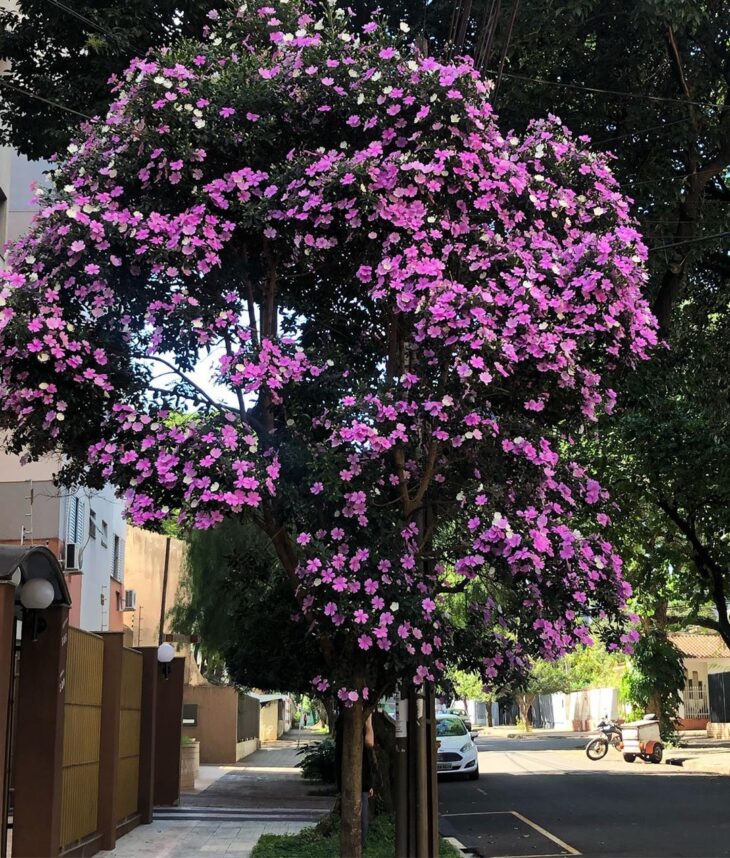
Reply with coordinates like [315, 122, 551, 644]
[0, 78, 92, 119]
[43, 0, 116, 40]
[486, 68, 727, 110]
[595, 116, 695, 145]
[650, 230, 730, 253]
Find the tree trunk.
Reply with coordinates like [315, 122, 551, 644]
[340, 701, 364, 858]
[371, 711, 395, 814]
[487, 703, 493, 728]
[516, 693, 535, 732]
[322, 695, 337, 735]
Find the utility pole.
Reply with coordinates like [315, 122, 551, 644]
[158, 536, 171, 646]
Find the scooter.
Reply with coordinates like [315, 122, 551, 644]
[585, 718, 623, 760]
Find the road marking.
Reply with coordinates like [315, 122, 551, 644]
[440, 810, 581, 856]
[510, 811, 581, 856]
[442, 811, 515, 816]
[477, 787, 488, 796]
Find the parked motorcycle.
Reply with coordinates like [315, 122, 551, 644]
[585, 719, 623, 761]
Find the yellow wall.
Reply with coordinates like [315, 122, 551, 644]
[259, 701, 279, 743]
[123, 527, 185, 647]
[182, 685, 238, 764]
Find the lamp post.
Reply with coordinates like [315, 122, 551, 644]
[157, 642, 175, 679]
[19, 578, 55, 641]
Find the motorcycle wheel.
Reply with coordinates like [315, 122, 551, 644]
[623, 753, 636, 762]
[585, 738, 609, 760]
[651, 743, 663, 764]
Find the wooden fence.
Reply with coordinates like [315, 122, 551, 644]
[60, 628, 104, 850]
[116, 647, 143, 824]
[57, 633, 145, 855]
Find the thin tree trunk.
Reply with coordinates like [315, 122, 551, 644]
[340, 701, 364, 858]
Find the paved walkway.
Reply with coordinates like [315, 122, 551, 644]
[102, 729, 333, 858]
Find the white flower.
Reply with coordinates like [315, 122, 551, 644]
[399, 21, 410, 32]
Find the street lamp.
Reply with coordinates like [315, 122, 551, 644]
[157, 641, 175, 679]
[19, 578, 55, 641]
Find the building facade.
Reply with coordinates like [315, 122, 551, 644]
[0, 452, 126, 630]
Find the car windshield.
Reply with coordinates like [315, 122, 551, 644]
[437, 717, 467, 737]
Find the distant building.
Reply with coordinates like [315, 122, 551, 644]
[123, 526, 186, 647]
[0, 451, 126, 631]
[669, 633, 730, 729]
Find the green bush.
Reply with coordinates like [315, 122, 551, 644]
[296, 738, 337, 784]
[251, 814, 462, 858]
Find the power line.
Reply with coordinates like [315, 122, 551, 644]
[650, 230, 730, 253]
[0, 78, 92, 119]
[488, 68, 727, 110]
[595, 116, 695, 145]
[43, 0, 116, 40]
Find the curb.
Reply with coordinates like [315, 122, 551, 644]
[444, 835, 471, 855]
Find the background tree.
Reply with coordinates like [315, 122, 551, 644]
[0, 0, 209, 160]
[621, 626, 685, 742]
[172, 518, 325, 692]
[512, 660, 571, 730]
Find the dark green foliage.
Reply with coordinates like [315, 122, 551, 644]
[296, 738, 337, 784]
[622, 630, 685, 743]
[0, 0, 209, 159]
[171, 518, 322, 691]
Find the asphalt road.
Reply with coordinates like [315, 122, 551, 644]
[438, 735, 730, 858]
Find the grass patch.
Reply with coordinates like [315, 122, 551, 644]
[251, 814, 462, 857]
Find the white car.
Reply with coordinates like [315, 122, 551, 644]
[436, 714, 480, 780]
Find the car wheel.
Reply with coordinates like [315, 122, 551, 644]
[468, 767, 480, 781]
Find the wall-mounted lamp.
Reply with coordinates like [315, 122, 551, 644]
[157, 642, 175, 679]
[19, 578, 55, 641]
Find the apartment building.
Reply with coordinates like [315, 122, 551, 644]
[0, 451, 127, 631]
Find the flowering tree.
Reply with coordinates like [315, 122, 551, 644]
[0, 2, 657, 853]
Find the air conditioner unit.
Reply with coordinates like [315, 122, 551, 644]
[64, 542, 80, 571]
[123, 589, 137, 611]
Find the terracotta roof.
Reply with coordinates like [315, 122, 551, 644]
[669, 633, 730, 660]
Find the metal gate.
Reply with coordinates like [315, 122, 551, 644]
[708, 671, 730, 723]
[683, 681, 710, 720]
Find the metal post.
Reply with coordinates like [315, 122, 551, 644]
[158, 537, 171, 646]
[394, 685, 409, 857]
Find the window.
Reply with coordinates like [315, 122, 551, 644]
[182, 704, 198, 726]
[112, 535, 121, 580]
[89, 508, 97, 540]
[436, 717, 467, 737]
[67, 495, 85, 544]
[100, 520, 108, 549]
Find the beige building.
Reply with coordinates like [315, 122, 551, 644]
[670, 633, 730, 729]
[122, 526, 186, 647]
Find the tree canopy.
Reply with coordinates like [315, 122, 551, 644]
[0, 0, 209, 160]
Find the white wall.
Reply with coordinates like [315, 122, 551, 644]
[68, 482, 127, 631]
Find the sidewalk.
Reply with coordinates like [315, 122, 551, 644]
[666, 733, 730, 775]
[102, 729, 332, 858]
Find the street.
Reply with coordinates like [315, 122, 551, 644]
[439, 735, 730, 858]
